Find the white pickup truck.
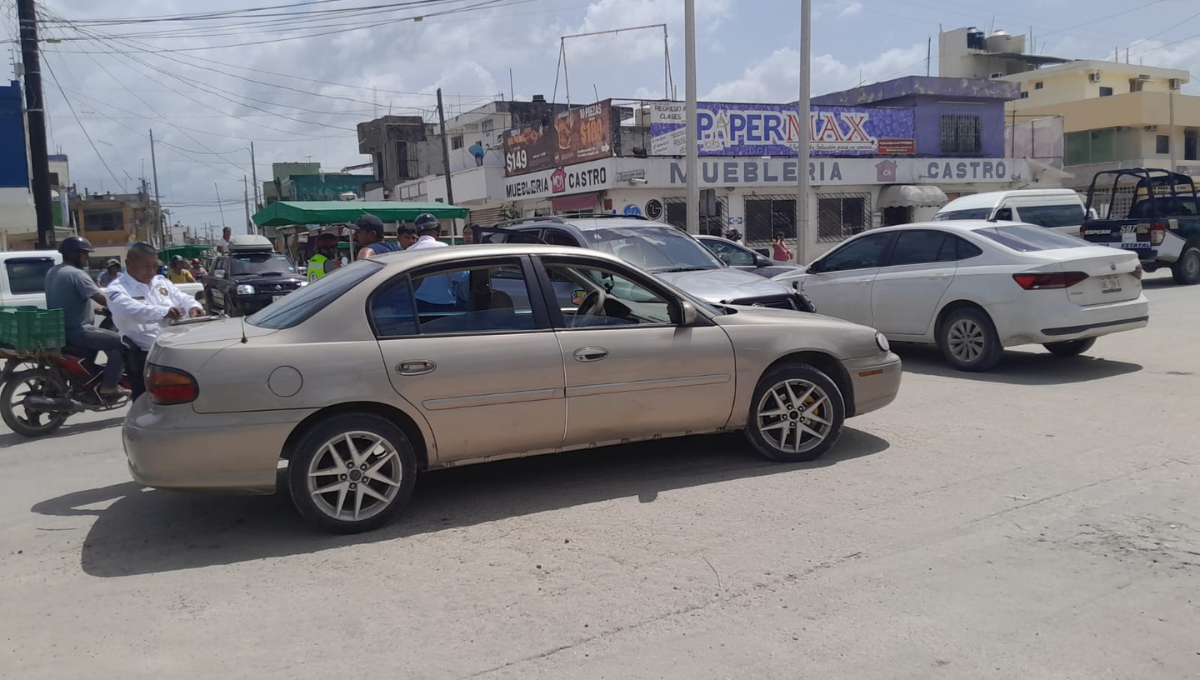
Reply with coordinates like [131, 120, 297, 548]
[0, 250, 204, 310]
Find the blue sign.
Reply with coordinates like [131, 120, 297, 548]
[623, 204, 642, 216]
[649, 101, 915, 157]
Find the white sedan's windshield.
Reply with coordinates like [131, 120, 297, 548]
[582, 227, 723, 273]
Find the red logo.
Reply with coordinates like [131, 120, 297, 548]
[875, 160, 897, 183]
[550, 167, 567, 194]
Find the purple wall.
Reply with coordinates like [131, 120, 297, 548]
[812, 76, 1019, 159]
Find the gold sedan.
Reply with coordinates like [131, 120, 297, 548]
[124, 245, 901, 533]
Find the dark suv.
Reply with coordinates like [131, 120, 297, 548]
[204, 249, 305, 316]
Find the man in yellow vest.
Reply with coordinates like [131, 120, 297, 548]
[307, 233, 341, 283]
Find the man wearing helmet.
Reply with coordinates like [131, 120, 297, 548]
[44, 237, 129, 398]
[307, 233, 341, 283]
[407, 213, 448, 251]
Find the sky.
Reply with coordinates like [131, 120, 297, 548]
[6, 0, 1200, 233]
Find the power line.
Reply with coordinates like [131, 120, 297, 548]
[41, 55, 123, 189]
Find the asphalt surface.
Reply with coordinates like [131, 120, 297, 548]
[1, 272, 1197, 679]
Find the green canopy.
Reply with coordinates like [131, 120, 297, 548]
[252, 201, 470, 228]
[159, 244, 214, 262]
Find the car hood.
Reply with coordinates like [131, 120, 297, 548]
[653, 267, 790, 303]
[155, 317, 278, 348]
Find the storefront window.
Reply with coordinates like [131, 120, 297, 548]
[744, 195, 796, 244]
[664, 196, 727, 236]
[817, 194, 871, 242]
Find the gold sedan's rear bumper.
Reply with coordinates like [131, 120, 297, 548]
[844, 353, 902, 417]
[123, 397, 311, 495]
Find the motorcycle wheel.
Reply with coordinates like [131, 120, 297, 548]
[0, 369, 70, 438]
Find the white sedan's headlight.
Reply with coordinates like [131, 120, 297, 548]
[875, 332, 890, 352]
[236, 284, 255, 295]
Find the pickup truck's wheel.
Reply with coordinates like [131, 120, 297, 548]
[288, 414, 417, 534]
[745, 363, 845, 463]
[1044, 337, 1096, 357]
[937, 307, 1003, 372]
[1171, 244, 1200, 285]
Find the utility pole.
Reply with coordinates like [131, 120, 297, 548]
[684, 0, 699, 235]
[249, 142, 260, 234]
[795, 0, 813, 264]
[18, 0, 54, 249]
[436, 88, 454, 205]
[149, 129, 164, 248]
[243, 175, 251, 231]
[215, 183, 227, 230]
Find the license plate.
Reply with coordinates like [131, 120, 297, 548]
[1100, 275, 1121, 293]
[1121, 231, 1138, 244]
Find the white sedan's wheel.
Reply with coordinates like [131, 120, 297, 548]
[745, 363, 845, 463]
[289, 415, 416, 533]
[937, 307, 1002, 372]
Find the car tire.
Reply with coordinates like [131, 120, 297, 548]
[1044, 337, 1097, 357]
[937, 307, 1003, 372]
[744, 363, 845, 463]
[288, 414, 417, 534]
[1171, 243, 1200, 285]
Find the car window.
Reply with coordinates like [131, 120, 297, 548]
[582, 226, 723, 273]
[372, 261, 538, 336]
[230, 252, 296, 275]
[932, 208, 992, 221]
[888, 231, 947, 267]
[543, 262, 673, 328]
[936, 234, 983, 261]
[1014, 204, 1086, 228]
[976, 225, 1089, 252]
[249, 259, 382, 330]
[5, 258, 55, 295]
[819, 233, 893, 272]
[541, 229, 581, 247]
[702, 239, 756, 267]
[993, 207, 1013, 221]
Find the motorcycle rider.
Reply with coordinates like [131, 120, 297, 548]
[106, 242, 205, 400]
[44, 237, 129, 399]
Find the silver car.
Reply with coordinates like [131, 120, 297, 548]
[124, 245, 901, 533]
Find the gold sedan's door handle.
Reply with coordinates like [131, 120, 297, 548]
[396, 360, 437, 376]
[573, 347, 608, 363]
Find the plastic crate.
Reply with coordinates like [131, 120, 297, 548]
[0, 306, 65, 352]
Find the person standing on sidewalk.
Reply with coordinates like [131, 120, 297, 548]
[771, 232, 793, 262]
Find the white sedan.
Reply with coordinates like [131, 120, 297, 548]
[773, 222, 1150, 371]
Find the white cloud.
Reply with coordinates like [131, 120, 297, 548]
[703, 42, 929, 102]
[839, 2, 864, 18]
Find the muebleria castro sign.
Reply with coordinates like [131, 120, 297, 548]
[645, 157, 1027, 186]
[503, 159, 613, 200]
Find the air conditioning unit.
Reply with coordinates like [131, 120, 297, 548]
[1169, 78, 1183, 90]
[1088, 72, 1103, 83]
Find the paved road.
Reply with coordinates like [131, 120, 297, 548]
[1, 273, 1197, 679]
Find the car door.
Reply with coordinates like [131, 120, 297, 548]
[533, 256, 737, 448]
[871, 229, 957, 337]
[207, 257, 228, 309]
[370, 255, 567, 463]
[799, 232, 896, 327]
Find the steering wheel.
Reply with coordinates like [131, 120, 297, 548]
[576, 289, 608, 322]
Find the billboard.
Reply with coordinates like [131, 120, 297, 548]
[505, 99, 615, 176]
[649, 102, 915, 157]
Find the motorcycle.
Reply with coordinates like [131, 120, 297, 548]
[0, 346, 131, 438]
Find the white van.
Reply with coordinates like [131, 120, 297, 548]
[932, 189, 1087, 235]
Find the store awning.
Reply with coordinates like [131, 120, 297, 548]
[252, 201, 470, 228]
[877, 185, 949, 208]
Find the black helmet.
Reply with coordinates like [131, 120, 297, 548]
[59, 236, 94, 255]
[414, 213, 440, 232]
[171, 255, 185, 263]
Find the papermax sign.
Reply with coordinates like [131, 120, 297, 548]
[650, 102, 915, 157]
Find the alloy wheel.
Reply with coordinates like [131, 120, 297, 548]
[948, 318, 986, 363]
[305, 431, 404, 523]
[755, 378, 834, 454]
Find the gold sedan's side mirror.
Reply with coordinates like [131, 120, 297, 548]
[679, 300, 698, 326]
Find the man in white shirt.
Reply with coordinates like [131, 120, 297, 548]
[216, 226, 233, 255]
[407, 213, 449, 251]
[106, 242, 205, 399]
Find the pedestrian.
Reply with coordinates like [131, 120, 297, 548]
[106, 242, 205, 400]
[98, 259, 122, 287]
[405, 213, 458, 313]
[44, 237, 130, 399]
[307, 233, 341, 283]
[462, 223, 479, 245]
[397, 225, 419, 250]
[350, 214, 402, 259]
[407, 213, 448, 251]
[168, 255, 195, 284]
[217, 227, 233, 254]
[772, 232, 792, 262]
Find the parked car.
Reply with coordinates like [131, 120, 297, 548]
[772, 221, 1149, 372]
[124, 244, 902, 533]
[473, 215, 814, 312]
[1078, 168, 1200, 285]
[933, 189, 1087, 236]
[695, 235, 804, 278]
[0, 251, 60, 308]
[202, 235, 305, 316]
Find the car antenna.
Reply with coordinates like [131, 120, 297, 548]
[240, 316, 248, 344]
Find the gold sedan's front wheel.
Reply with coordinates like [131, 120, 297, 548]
[744, 363, 845, 463]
